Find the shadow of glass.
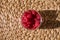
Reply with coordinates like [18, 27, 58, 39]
[38, 10, 60, 29]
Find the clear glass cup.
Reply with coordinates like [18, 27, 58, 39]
[21, 10, 43, 30]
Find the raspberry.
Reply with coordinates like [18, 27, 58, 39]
[21, 10, 41, 30]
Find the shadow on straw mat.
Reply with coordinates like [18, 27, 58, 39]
[38, 10, 60, 29]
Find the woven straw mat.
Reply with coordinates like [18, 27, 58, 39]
[0, 0, 60, 40]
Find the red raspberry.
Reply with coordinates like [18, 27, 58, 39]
[21, 10, 41, 30]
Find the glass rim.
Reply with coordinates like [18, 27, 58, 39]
[21, 10, 43, 30]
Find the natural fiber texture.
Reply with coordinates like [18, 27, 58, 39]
[0, 0, 60, 40]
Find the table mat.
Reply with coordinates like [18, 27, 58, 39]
[0, 0, 60, 40]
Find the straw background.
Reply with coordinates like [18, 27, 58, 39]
[0, 0, 60, 40]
